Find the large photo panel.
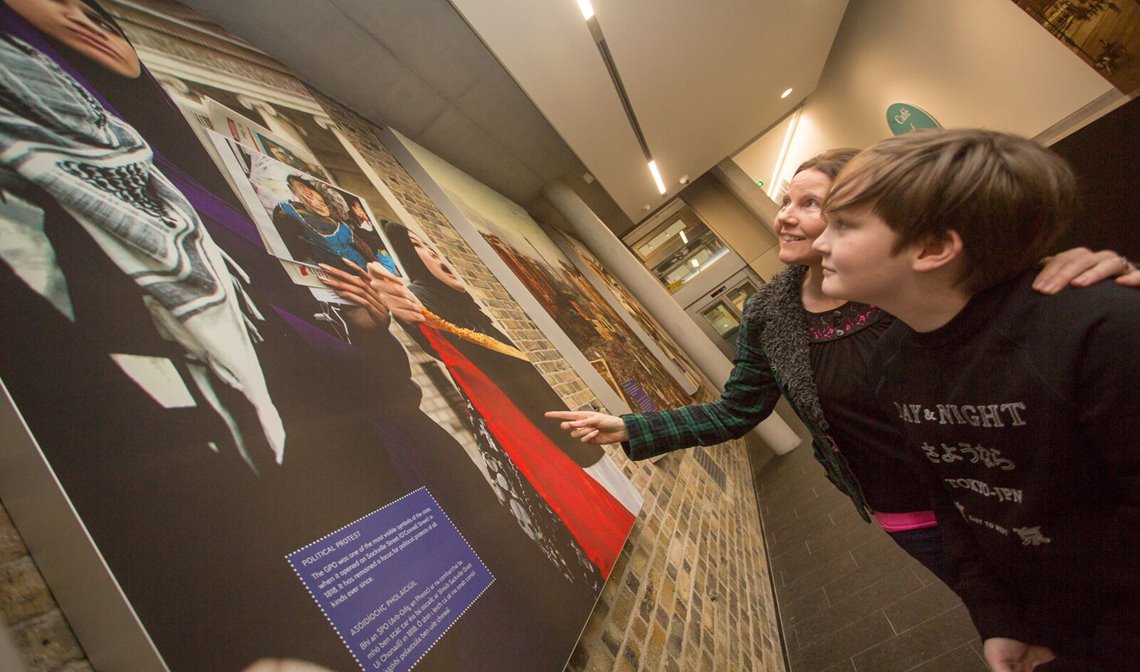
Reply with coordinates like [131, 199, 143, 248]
[550, 228, 707, 395]
[0, 1, 638, 670]
[385, 132, 695, 414]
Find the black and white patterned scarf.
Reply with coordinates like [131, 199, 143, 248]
[0, 34, 285, 465]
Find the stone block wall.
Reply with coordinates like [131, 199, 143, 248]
[569, 440, 786, 672]
[0, 503, 92, 672]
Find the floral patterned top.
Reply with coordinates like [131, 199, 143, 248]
[804, 301, 885, 342]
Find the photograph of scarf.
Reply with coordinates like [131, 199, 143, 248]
[0, 33, 285, 467]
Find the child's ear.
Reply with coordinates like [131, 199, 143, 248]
[912, 229, 964, 273]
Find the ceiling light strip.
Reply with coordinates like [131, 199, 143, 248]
[586, 17, 652, 162]
[648, 160, 666, 194]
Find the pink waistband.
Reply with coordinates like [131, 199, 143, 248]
[873, 510, 938, 532]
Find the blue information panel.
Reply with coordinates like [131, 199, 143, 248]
[287, 488, 494, 672]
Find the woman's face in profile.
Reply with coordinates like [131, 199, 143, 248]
[408, 232, 465, 292]
[8, 0, 141, 78]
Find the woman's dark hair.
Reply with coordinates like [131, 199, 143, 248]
[382, 220, 432, 284]
[793, 148, 861, 181]
[79, 0, 129, 39]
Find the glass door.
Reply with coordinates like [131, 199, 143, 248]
[700, 301, 743, 346]
[724, 281, 758, 312]
[684, 268, 763, 358]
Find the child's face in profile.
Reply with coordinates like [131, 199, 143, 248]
[8, 0, 141, 78]
[813, 203, 913, 306]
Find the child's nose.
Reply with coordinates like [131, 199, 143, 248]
[812, 230, 830, 253]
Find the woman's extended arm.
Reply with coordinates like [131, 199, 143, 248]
[549, 297, 782, 460]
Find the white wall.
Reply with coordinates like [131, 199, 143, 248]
[735, 0, 1115, 192]
[732, 112, 795, 198]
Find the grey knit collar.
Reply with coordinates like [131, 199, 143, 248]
[749, 264, 829, 432]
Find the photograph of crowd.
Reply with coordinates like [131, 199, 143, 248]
[210, 133, 400, 281]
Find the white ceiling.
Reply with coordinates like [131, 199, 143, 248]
[451, 0, 849, 220]
[177, 0, 848, 228]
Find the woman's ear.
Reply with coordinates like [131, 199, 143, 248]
[912, 229, 964, 273]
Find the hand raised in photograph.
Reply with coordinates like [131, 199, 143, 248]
[365, 261, 428, 325]
[315, 259, 390, 327]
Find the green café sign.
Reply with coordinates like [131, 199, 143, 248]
[886, 103, 941, 136]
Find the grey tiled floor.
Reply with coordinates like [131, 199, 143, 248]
[750, 443, 988, 672]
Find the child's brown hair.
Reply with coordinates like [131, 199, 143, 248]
[825, 129, 1076, 293]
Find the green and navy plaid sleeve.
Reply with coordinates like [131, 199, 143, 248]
[621, 301, 780, 461]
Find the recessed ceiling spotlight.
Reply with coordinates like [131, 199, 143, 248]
[642, 204, 651, 211]
[678, 175, 690, 185]
[781, 87, 793, 99]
